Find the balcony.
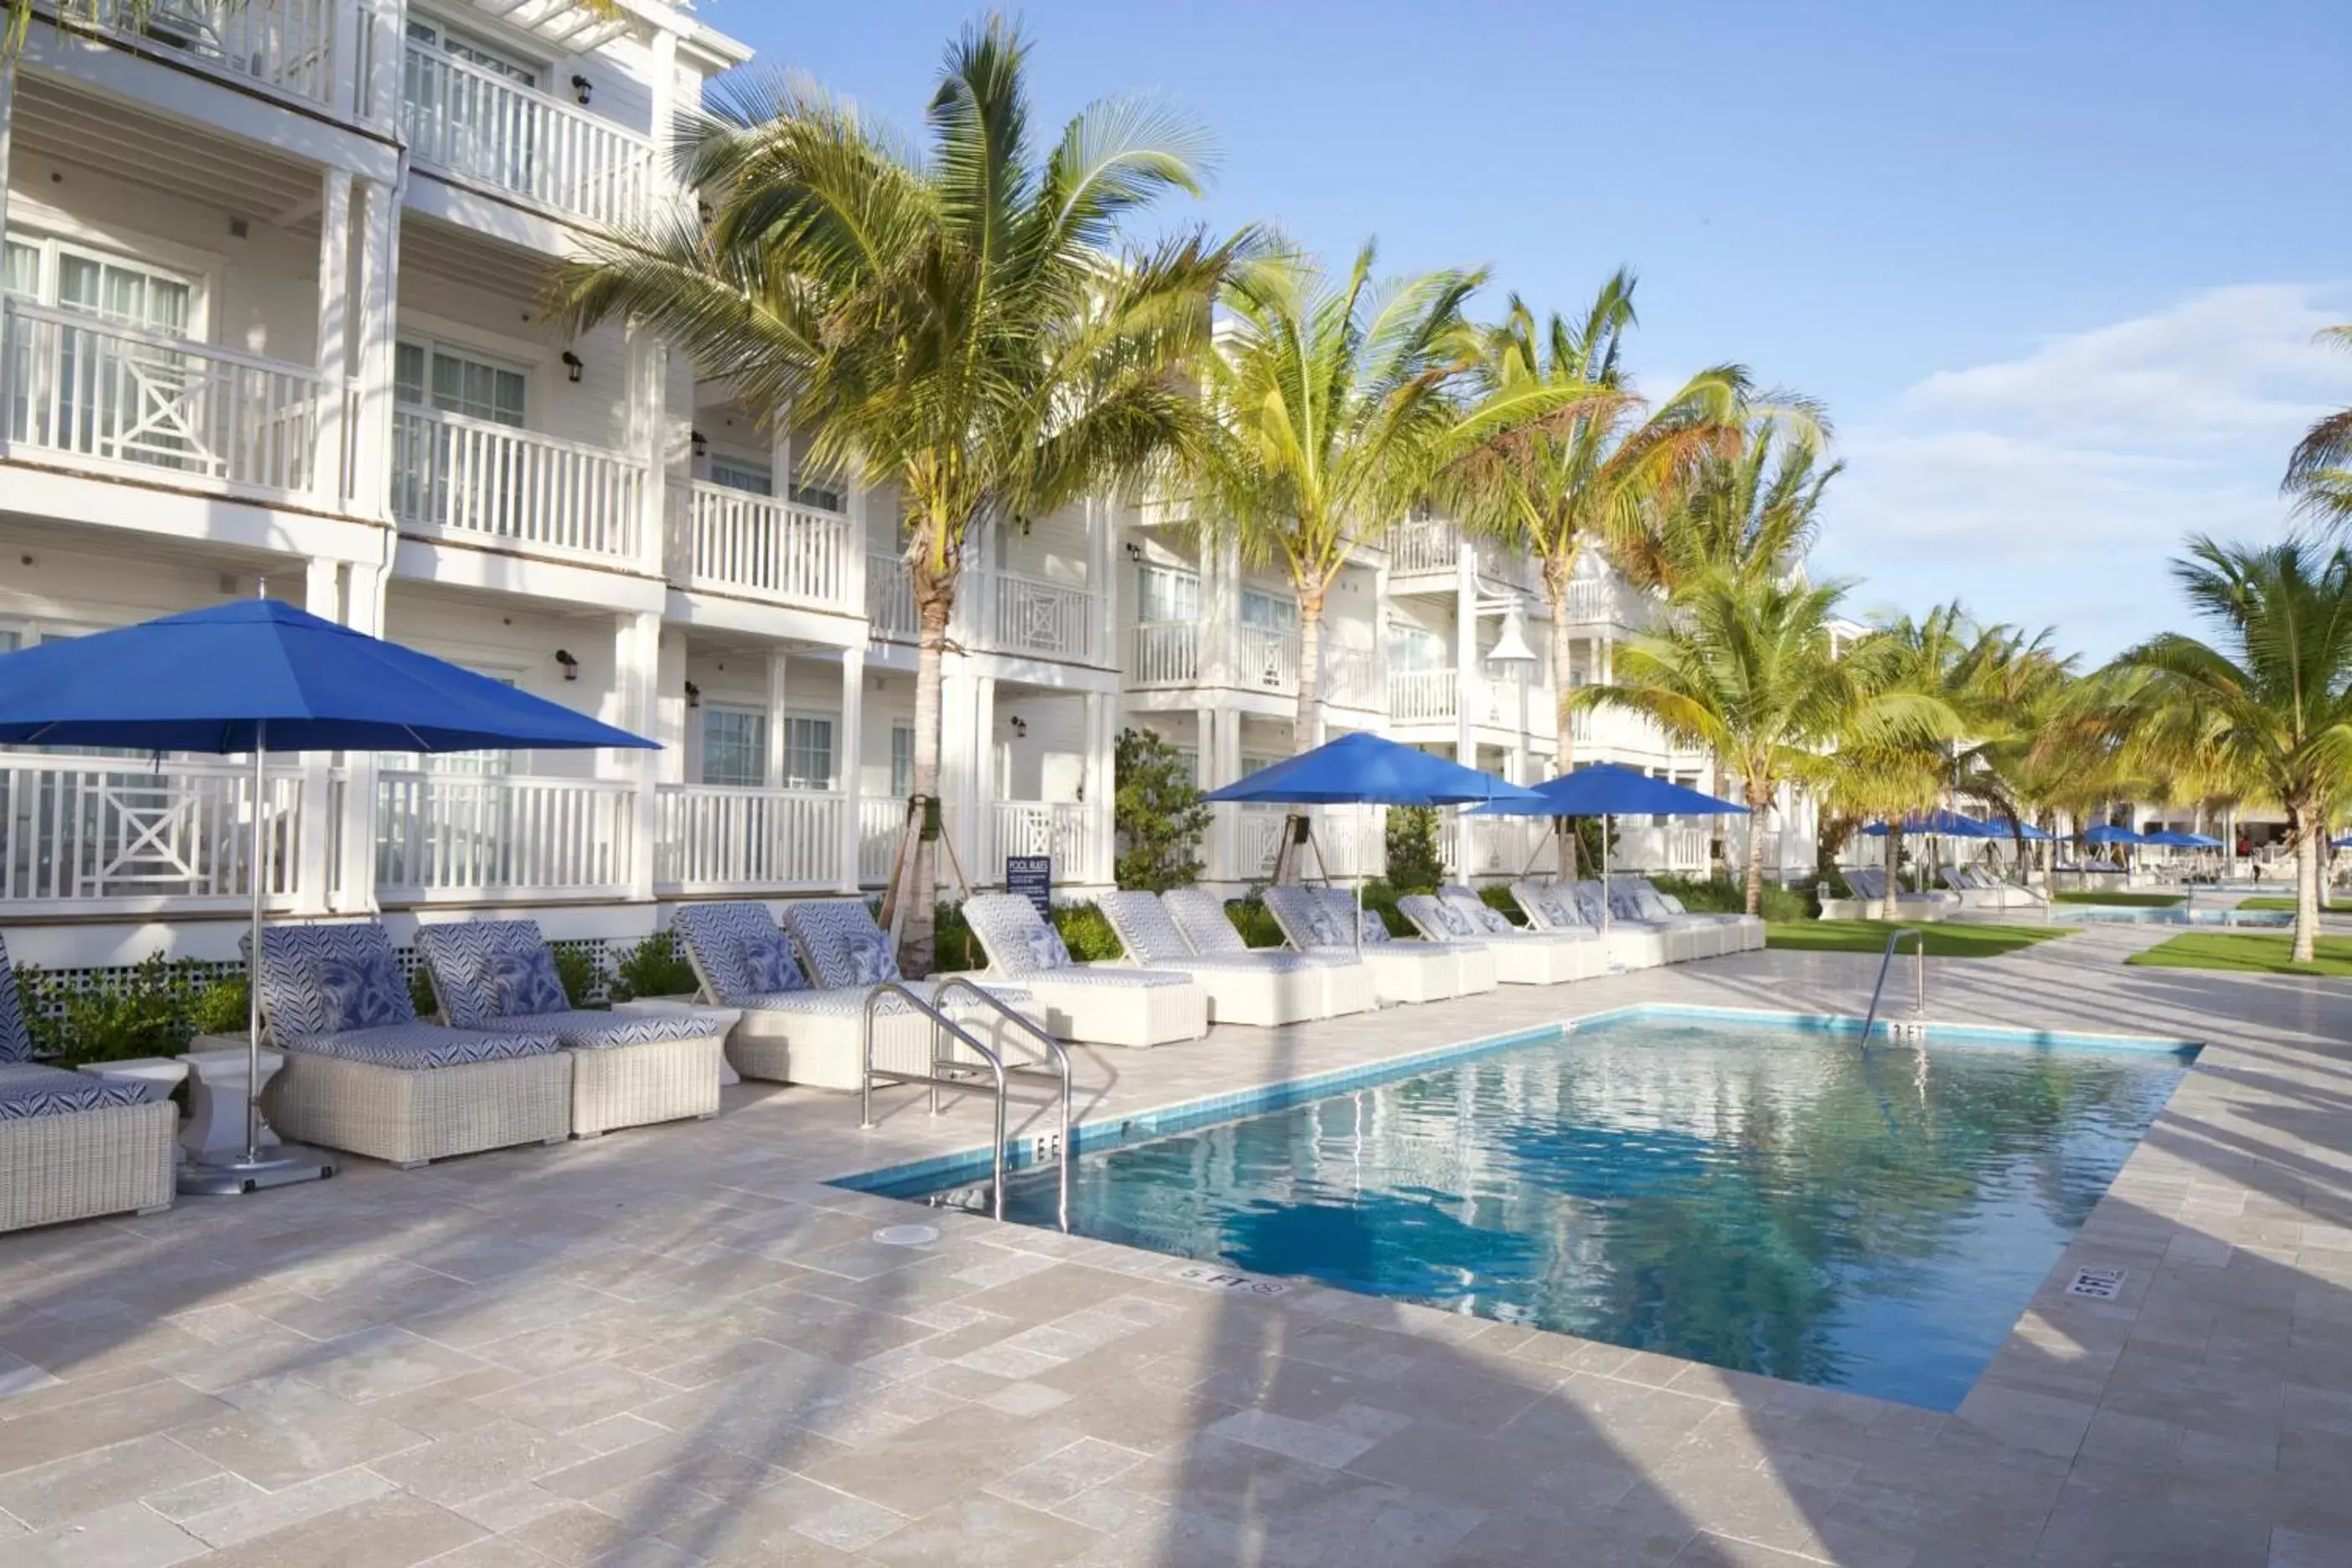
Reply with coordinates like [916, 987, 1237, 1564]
[391, 406, 646, 567]
[0, 300, 333, 503]
[1224, 801, 1383, 883]
[991, 571, 1096, 662]
[670, 483, 857, 615]
[94, 0, 346, 111]
[991, 800, 1097, 883]
[654, 785, 842, 894]
[1384, 519, 1536, 591]
[0, 753, 311, 914]
[1127, 621, 1197, 688]
[1560, 577, 1660, 630]
[1321, 647, 1384, 710]
[401, 43, 656, 229]
[374, 771, 634, 903]
[1450, 816, 1559, 880]
[1388, 669, 1555, 731]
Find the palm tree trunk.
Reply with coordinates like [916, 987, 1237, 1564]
[1545, 566, 1578, 878]
[1292, 588, 1325, 753]
[1881, 821, 1905, 921]
[900, 559, 957, 977]
[1743, 773, 1771, 918]
[2293, 801, 2320, 964]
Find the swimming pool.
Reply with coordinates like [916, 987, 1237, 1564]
[2068, 905, 2290, 927]
[849, 1008, 2197, 1411]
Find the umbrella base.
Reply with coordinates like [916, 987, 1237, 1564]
[176, 1144, 338, 1197]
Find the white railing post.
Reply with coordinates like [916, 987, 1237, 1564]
[836, 646, 865, 893]
[334, 560, 385, 912]
[313, 168, 352, 508]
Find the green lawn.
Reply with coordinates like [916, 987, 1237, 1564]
[2235, 897, 2352, 914]
[1765, 921, 2066, 958]
[2050, 891, 2184, 908]
[2126, 931, 2352, 977]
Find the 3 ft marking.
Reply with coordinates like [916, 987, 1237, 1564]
[2065, 1266, 2126, 1300]
[1172, 1263, 1289, 1297]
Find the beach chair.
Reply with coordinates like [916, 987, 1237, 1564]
[415, 921, 723, 1137]
[249, 924, 571, 1168]
[0, 934, 176, 1232]
[1396, 893, 1608, 984]
[1096, 891, 1369, 1025]
[1160, 889, 1377, 1008]
[1257, 885, 1464, 1005]
[1576, 880, 1706, 962]
[1627, 878, 1765, 952]
[960, 895, 1209, 1048]
[777, 899, 1052, 1072]
[1610, 880, 1733, 957]
[1509, 879, 1668, 969]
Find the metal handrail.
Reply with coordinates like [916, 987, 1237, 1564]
[1858, 926, 1927, 1047]
[931, 977, 1074, 1233]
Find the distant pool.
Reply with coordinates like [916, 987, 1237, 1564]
[2070, 905, 2291, 927]
[849, 1009, 2196, 1411]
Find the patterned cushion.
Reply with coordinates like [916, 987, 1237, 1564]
[1513, 881, 1583, 931]
[1011, 966, 1193, 990]
[782, 900, 903, 988]
[672, 903, 800, 1004]
[476, 1008, 710, 1050]
[415, 921, 543, 1028]
[740, 931, 802, 994]
[0, 1062, 152, 1120]
[1633, 889, 1679, 922]
[1426, 898, 1478, 938]
[735, 981, 1036, 1018]
[1356, 908, 1393, 944]
[488, 947, 570, 1017]
[1571, 884, 1611, 926]
[1658, 893, 1690, 916]
[1098, 892, 1194, 964]
[1163, 889, 1251, 956]
[281, 1021, 564, 1067]
[963, 895, 1075, 976]
[1452, 896, 1517, 936]
[0, 934, 33, 1065]
[250, 924, 415, 1043]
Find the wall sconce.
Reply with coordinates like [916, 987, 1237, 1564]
[697, 199, 714, 226]
[690, 429, 709, 458]
[561, 351, 584, 384]
[1008, 715, 1028, 738]
[683, 681, 701, 709]
[570, 74, 592, 106]
[1122, 541, 1142, 562]
[554, 649, 580, 682]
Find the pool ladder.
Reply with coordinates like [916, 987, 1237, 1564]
[859, 979, 1073, 1230]
[1858, 926, 1927, 1047]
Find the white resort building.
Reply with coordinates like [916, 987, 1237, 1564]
[0, 1, 1818, 972]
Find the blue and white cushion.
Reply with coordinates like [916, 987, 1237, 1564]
[1096, 892, 1193, 964]
[672, 903, 803, 1004]
[783, 900, 905, 988]
[318, 946, 412, 1034]
[1261, 887, 1344, 952]
[963, 895, 1075, 976]
[1571, 885, 1611, 927]
[0, 934, 34, 1065]
[250, 924, 419, 1044]
[0, 1062, 152, 1120]
[739, 930, 802, 995]
[1426, 898, 1479, 938]
[415, 921, 544, 1028]
[1514, 882, 1586, 931]
[474, 1008, 710, 1050]
[1355, 908, 1392, 944]
[1162, 890, 1251, 957]
[1452, 897, 1517, 936]
[488, 947, 570, 1017]
[284, 1021, 564, 1068]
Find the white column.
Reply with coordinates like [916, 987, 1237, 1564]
[296, 559, 342, 915]
[1454, 542, 1477, 763]
[846, 472, 871, 622]
[647, 29, 679, 178]
[618, 611, 662, 901]
[313, 168, 353, 508]
[0, 49, 15, 261]
[348, 177, 400, 522]
[1215, 706, 1242, 881]
[1204, 542, 1237, 689]
[1372, 555, 1392, 730]
[627, 318, 671, 579]
[836, 647, 865, 892]
[652, 628, 688, 786]
[1087, 497, 1115, 669]
[1084, 689, 1110, 885]
[971, 674, 997, 885]
[333, 563, 386, 911]
[765, 652, 791, 787]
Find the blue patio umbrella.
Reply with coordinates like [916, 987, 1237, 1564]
[1467, 764, 1747, 940]
[2144, 830, 2222, 849]
[1858, 809, 1995, 838]
[2082, 823, 2149, 845]
[0, 598, 655, 1195]
[1979, 818, 2054, 842]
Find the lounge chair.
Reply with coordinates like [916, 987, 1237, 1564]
[778, 898, 1051, 1075]
[0, 934, 176, 1232]
[1098, 891, 1366, 1026]
[1627, 878, 1765, 952]
[1948, 865, 2045, 910]
[250, 923, 571, 1168]
[1257, 885, 1481, 1003]
[1160, 888, 1380, 1003]
[1606, 881, 1730, 958]
[1397, 893, 1608, 984]
[1840, 867, 1957, 919]
[415, 921, 723, 1138]
[961, 895, 1209, 1048]
[1509, 879, 1668, 969]
[1576, 880, 1706, 962]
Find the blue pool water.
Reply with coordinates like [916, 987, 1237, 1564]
[2068, 905, 2290, 927]
[860, 1014, 2195, 1411]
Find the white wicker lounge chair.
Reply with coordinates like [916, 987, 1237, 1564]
[1097, 891, 1369, 1025]
[250, 924, 571, 1168]
[778, 899, 1050, 1076]
[1942, 865, 2044, 910]
[1841, 866, 1957, 920]
[1399, 892, 1609, 984]
[1627, 879, 1767, 952]
[1258, 885, 1467, 1004]
[415, 921, 723, 1138]
[1160, 889, 1375, 1003]
[1509, 879, 1668, 969]
[0, 934, 176, 1232]
[960, 895, 1208, 1048]
[1605, 881, 1730, 958]
[1575, 879, 1707, 962]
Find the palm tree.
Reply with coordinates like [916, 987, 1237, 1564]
[1192, 242, 1488, 753]
[1639, 419, 1841, 594]
[552, 19, 1240, 972]
[1436, 275, 1752, 830]
[2284, 326, 2352, 529]
[2107, 536, 2352, 962]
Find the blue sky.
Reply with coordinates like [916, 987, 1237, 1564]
[699, 1, 2352, 659]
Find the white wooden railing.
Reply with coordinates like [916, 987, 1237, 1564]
[654, 785, 841, 892]
[856, 797, 908, 885]
[1236, 626, 1298, 694]
[1562, 578, 1659, 629]
[1385, 519, 1460, 576]
[1389, 669, 1457, 722]
[671, 483, 855, 612]
[391, 406, 644, 564]
[1127, 622, 1198, 688]
[401, 44, 655, 227]
[1322, 647, 1385, 709]
[1452, 816, 1558, 879]
[992, 801, 1096, 883]
[101, 0, 341, 106]
[1231, 802, 1385, 882]
[865, 553, 920, 642]
[993, 571, 1095, 662]
[0, 755, 307, 912]
[374, 772, 634, 900]
[1, 301, 327, 499]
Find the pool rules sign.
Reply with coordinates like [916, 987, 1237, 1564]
[1006, 855, 1052, 918]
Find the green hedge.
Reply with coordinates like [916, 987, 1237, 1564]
[1649, 873, 1815, 922]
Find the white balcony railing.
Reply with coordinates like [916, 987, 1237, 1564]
[1388, 668, 1457, 723]
[1235, 625, 1298, 694]
[375, 772, 635, 901]
[671, 483, 855, 612]
[1322, 647, 1385, 710]
[1562, 578, 1659, 630]
[1452, 816, 1558, 880]
[391, 406, 644, 565]
[1385, 519, 1460, 576]
[102, 0, 341, 106]
[1, 300, 327, 499]
[402, 44, 655, 228]
[1127, 621, 1198, 688]
[0, 754, 307, 913]
[992, 801, 1096, 883]
[856, 797, 907, 885]
[1231, 801, 1384, 882]
[993, 571, 1095, 662]
[865, 553, 920, 642]
[654, 785, 841, 893]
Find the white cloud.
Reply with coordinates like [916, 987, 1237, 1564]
[1818, 284, 2352, 658]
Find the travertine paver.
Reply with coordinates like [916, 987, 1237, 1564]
[2, 921, 2350, 1565]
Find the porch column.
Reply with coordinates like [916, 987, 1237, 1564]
[1085, 689, 1110, 886]
[627, 321, 671, 580]
[1197, 704, 1222, 880]
[295, 558, 342, 915]
[1215, 706, 1242, 881]
[652, 628, 688, 785]
[1454, 541, 1477, 762]
[763, 652, 792, 789]
[333, 563, 387, 912]
[971, 674, 997, 885]
[835, 647, 864, 893]
[349, 177, 401, 523]
[619, 611, 662, 902]
[1204, 542, 1237, 689]
[313, 168, 353, 509]
[1087, 497, 1115, 669]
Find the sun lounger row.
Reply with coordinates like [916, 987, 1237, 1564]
[1939, 865, 2046, 910]
[1839, 866, 1961, 916]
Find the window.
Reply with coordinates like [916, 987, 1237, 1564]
[890, 725, 915, 798]
[788, 466, 844, 513]
[1137, 565, 1199, 623]
[708, 458, 771, 496]
[396, 342, 525, 426]
[405, 17, 537, 85]
[699, 707, 767, 787]
[783, 717, 835, 790]
[1388, 625, 1445, 673]
[1240, 590, 1296, 631]
[1240, 753, 1281, 778]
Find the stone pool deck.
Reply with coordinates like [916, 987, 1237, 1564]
[3, 923, 2350, 1566]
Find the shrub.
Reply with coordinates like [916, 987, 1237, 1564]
[549, 945, 604, 1008]
[1355, 879, 1414, 937]
[1478, 886, 1525, 925]
[1649, 872, 1812, 922]
[1051, 903, 1122, 962]
[188, 977, 251, 1037]
[932, 900, 975, 972]
[1224, 894, 1285, 948]
[17, 954, 209, 1067]
[409, 963, 440, 1020]
[608, 934, 699, 1002]
[1114, 728, 1210, 891]
[1384, 807, 1447, 894]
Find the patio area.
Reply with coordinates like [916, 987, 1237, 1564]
[3, 923, 2350, 1567]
